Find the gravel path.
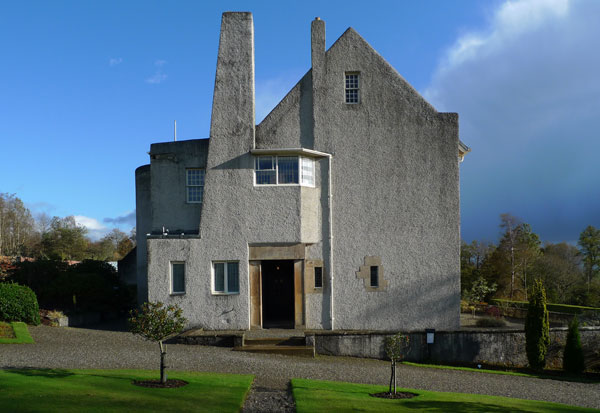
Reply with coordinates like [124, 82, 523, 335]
[1, 324, 599, 410]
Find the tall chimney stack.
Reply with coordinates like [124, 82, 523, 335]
[208, 12, 255, 162]
[311, 17, 326, 150]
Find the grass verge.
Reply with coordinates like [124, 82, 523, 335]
[402, 362, 600, 383]
[0, 322, 34, 344]
[291, 378, 596, 412]
[0, 369, 253, 412]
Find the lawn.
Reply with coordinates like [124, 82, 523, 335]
[0, 369, 253, 412]
[401, 362, 600, 383]
[291, 378, 596, 412]
[0, 322, 34, 344]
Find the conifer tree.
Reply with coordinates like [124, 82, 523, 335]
[525, 279, 550, 371]
[563, 316, 585, 374]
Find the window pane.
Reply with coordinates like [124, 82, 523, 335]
[187, 169, 205, 186]
[314, 266, 323, 288]
[227, 262, 239, 293]
[214, 263, 225, 292]
[256, 156, 274, 170]
[172, 263, 185, 293]
[301, 157, 314, 186]
[255, 170, 276, 185]
[188, 186, 203, 202]
[277, 156, 299, 184]
[370, 266, 379, 288]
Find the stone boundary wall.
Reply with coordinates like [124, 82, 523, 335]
[306, 327, 600, 369]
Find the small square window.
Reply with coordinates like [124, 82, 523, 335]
[213, 261, 239, 294]
[370, 266, 379, 288]
[314, 266, 323, 289]
[345, 73, 360, 104]
[171, 262, 185, 294]
[187, 169, 205, 203]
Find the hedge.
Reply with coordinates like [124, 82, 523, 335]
[491, 299, 600, 315]
[0, 283, 41, 325]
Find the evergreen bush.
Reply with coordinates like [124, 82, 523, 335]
[0, 283, 41, 325]
[525, 279, 550, 371]
[563, 316, 585, 374]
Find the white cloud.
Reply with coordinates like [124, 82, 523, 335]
[146, 60, 168, 84]
[109, 57, 123, 67]
[424, 0, 600, 243]
[74, 215, 105, 231]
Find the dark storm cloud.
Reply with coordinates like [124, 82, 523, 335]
[424, 0, 600, 243]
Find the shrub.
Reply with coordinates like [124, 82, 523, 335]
[485, 306, 502, 319]
[525, 279, 550, 371]
[0, 283, 40, 325]
[563, 316, 585, 374]
[475, 317, 506, 328]
[8, 259, 135, 314]
[129, 302, 187, 384]
[384, 333, 410, 395]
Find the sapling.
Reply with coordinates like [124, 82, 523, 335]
[384, 332, 410, 395]
[129, 302, 187, 384]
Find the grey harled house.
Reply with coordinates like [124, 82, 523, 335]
[134, 12, 470, 331]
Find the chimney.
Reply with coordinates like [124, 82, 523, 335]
[311, 17, 325, 149]
[311, 17, 326, 93]
[208, 12, 255, 161]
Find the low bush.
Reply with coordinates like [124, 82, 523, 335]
[475, 317, 506, 328]
[485, 306, 502, 319]
[7, 260, 135, 314]
[0, 283, 40, 325]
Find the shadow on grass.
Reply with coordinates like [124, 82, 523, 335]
[401, 401, 537, 412]
[4, 368, 74, 378]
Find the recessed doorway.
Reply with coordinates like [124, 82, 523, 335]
[261, 260, 295, 329]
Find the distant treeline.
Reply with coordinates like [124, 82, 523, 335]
[462, 214, 600, 308]
[0, 193, 134, 262]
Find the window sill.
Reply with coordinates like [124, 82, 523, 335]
[211, 292, 240, 296]
[170, 292, 186, 296]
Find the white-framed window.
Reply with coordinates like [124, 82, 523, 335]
[186, 169, 205, 203]
[345, 72, 360, 104]
[212, 261, 239, 294]
[171, 262, 185, 294]
[254, 156, 315, 187]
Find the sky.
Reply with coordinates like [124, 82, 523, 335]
[0, 0, 598, 244]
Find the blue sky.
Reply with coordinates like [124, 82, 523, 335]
[1, 0, 598, 244]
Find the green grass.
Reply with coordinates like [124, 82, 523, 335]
[291, 378, 597, 412]
[0, 322, 34, 344]
[402, 362, 600, 383]
[0, 369, 253, 412]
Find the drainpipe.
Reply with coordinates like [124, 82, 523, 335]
[327, 154, 334, 330]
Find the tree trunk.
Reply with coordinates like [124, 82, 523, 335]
[393, 360, 396, 394]
[159, 341, 167, 384]
[389, 361, 394, 394]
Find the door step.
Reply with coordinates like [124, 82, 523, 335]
[233, 336, 315, 357]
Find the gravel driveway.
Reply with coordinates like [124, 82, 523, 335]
[1, 324, 599, 410]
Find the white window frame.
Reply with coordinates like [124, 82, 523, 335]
[345, 72, 360, 104]
[170, 261, 186, 295]
[254, 155, 315, 187]
[212, 261, 240, 295]
[186, 168, 205, 203]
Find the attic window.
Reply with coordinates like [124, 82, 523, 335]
[345, 72, 360, 103]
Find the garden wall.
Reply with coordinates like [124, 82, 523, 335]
[306, 327, 600, 369]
